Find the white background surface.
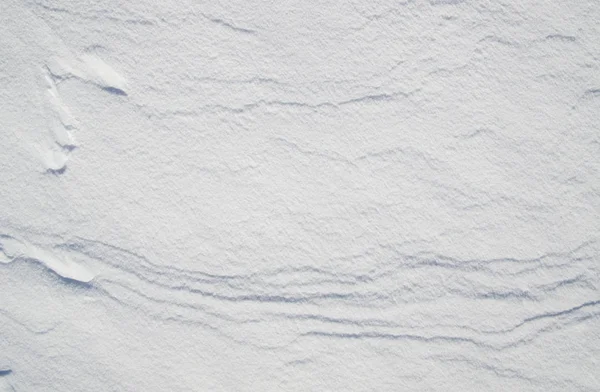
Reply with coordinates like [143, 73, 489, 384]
[1, 0, 599, 390]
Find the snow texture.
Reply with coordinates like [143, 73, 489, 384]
[1, 0, 599, 390]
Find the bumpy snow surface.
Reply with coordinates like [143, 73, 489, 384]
[1, 1, 599, 390]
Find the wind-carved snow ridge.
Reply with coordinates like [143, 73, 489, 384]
[0, 234, 95, 283]
[79, 53, 128, 96]
[40, 65, 78, 174]
[34, 52, 127, 174]
[47, 52, 128, 97]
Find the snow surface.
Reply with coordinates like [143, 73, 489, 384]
[1, 0, 599, 390]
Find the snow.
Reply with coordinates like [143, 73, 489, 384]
[1, 0, 599, 390]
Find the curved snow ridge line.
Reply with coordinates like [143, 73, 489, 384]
[74, 236, 598, 289]
[82, 241, 596, 308]
[0, 309, 60, 336]
[97, 274, 600, 351]
[0, 235, 95, 283]
[2, 229, 597, 306]
[81, 248, 599, 350]
[3, 231, 596, 309]
[297, 301, 600, 351]
[44, 235, 597, 329]
[2, 230, 597, 349]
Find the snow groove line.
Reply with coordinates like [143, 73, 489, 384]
[3, 231, 596, 309]
[300, 301, 600, 351]
[2, 228, 599, 349]
[74, 240, 595, 309]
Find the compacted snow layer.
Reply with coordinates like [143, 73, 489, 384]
[1, 0, 599, 390]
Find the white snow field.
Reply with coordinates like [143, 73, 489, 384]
[1, 0, 599, 390]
